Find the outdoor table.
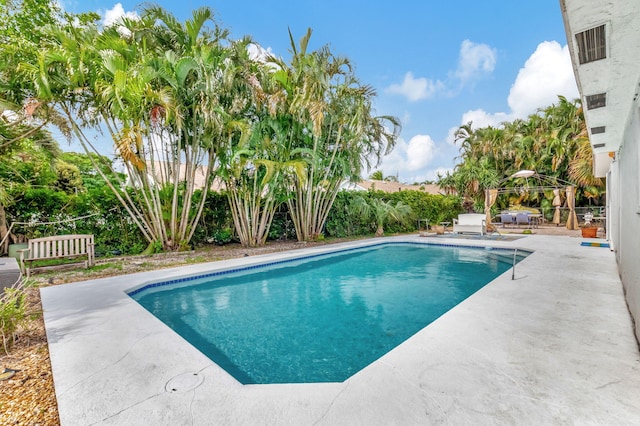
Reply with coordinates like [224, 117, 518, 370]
[529, 214, 542, 228]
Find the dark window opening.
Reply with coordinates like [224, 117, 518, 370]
[576, 25, 606, 64]
[586, 93, 606, 109]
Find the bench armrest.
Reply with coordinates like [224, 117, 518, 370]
[17, 248, 30, 273]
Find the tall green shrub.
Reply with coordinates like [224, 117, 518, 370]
[325, 191, 373, 237]
[387, 190, 463, 225]
[325, 190, 463, 237]
[192, 191, 234, 246]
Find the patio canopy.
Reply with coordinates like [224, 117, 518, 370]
[484, 171, 579, 230]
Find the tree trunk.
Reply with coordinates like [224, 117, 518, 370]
[0, 203, 8, 255]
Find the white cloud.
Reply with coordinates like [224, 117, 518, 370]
[386, 40, 496, 102]
[385, 72, 444, 102]
[454, 40, 497, 83]
[461, 109, 512, 129]
[379, 134, 436, 179]
[451, 41, 579, 137]
[444, 109, 512, 145]
[248, 43, 275, 62]
[507, 41, 579, 118]
[379, 138, 408, 176]
[445, 126, 459, 145]
[395, 40, 579, 183]
[406, 135, 436, 170]
[429, 167, 453, 180]
[102, 3, 139, 28]
[400, 110, 411, 127]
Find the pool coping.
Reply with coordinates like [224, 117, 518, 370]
[41, 235, 640, 424]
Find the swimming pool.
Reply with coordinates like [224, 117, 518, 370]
[129, 242, 529, 384]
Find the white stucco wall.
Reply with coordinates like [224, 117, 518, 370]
[561, 0, 640, 343]
[616, 103, 640, 342]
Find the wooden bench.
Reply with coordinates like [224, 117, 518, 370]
[452, 213, 487, 235]
[18, 234, 95, 278]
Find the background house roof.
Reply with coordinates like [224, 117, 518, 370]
[346, 180, 446, 195]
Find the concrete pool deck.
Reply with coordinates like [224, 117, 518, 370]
[41, 235, 640, 425]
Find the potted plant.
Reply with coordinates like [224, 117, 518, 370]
[580, 223, 598, 238]
[581, 211, 598, 238]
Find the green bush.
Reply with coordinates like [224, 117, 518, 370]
[6, 183, 148, 256]
[268, 208, 296, 241]
[192, 191, 233, 245]
[0, 287, 27, 354]
[142, 240, 164, 255]
[212, 228, 233, 245]
[325, 191, 373, 237]
[386, 190, 463, 226]
[325, 190, 463, 237]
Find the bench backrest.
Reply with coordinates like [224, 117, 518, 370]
[28, 234, 94, 260]
[457, 214, 486, 225]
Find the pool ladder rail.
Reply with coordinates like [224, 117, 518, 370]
[482, 248, 526, 280]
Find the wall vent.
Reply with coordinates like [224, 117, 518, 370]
[586, 93, 606, 109]
[576, 25, 606, 64]
[591, 126, 606, 135]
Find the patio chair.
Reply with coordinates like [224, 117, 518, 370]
[515, 212, 531, 228]
[499, 213, 515, 228]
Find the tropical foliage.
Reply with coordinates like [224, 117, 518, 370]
[0, 0, 68, 253]
[325, 189, 462, 237]
[2, 0, 400, 249]
[438, 96, 604, 212]
[15, 6, 240, 251]
[353, 196, 413, 237]
[1, 285, 27, 353]
[266, 29, 400, 242]
[3, 1, 598, 254]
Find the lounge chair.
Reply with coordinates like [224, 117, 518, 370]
[515, 212, 531, 228]
[452, 213, 486, 235]
[499, 213, 515, 228]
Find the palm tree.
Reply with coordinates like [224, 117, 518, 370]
[211, 37, 309, 247]
[354, 196, 413, 237]
[447, 96, 604, 210]
[267, 29, 400, 241]
[217, 102, 293, 247]
[369, 170, 383, 180]
[569, 138, 603, 192]
[0, 102, 63, 254]
[19, 7, 238, 251]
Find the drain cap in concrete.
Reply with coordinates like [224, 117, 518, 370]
[165, 372, 204, 392]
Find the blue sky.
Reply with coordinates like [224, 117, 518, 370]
[61, 1, 578, 183]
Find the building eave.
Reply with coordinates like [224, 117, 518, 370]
[560, 0, 640, 177]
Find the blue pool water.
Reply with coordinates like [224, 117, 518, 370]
[130, 243, 528, 384]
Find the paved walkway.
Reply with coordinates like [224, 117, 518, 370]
[41, 234, 640, 425]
